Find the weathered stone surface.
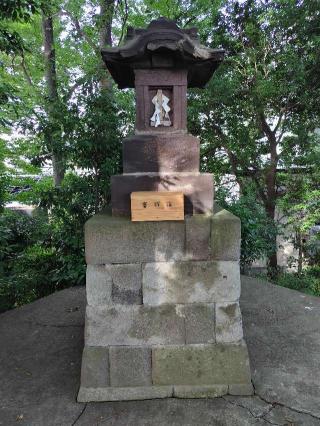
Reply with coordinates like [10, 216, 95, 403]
[86, 265, 112, 306]
[185, 214, 211, 260]
[152, 343, 251, 386]
[123, 134, 200, 173]
[142, 260, 240, 305]
[80, 346, 109, 388]
[78, 385, 173, 402]
[174, 385, 228, 398]
[109, 264, 142, 305]
[228, 383, 254, 396]
[85, 212, 185, 264]
[109, 346, 151, 387]
[85, 305, 185, 346]
[85, 210, 243, 265]
[111, 173, 214, 216]
[216, 302, 243, 343]
[211, 209, 241, 260]
[183, 304, 215, 344]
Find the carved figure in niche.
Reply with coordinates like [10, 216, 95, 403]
[150, 89, 171, 127]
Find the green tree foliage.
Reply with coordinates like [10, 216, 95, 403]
[0, 0, 40, 126]
[188, 0, 320, 273]
[0, 0, 126, 310]
[0, 0, 319, 310]
[66, 89, 122, 209]
[0, 0, 40, 54]
[0, 208, 52, 312]
[216, 188, 278, 270]
[279, 163, 320, 271]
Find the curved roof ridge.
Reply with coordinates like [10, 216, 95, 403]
[101, 17, 224, 89]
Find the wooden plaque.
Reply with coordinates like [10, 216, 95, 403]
[131, 191, 184, 222]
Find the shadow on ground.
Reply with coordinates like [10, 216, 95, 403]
[0, 276, 319, 425]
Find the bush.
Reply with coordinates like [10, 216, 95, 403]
[216, 190, 278, 270]
[273, 267, 320, 297]
[0, 179, 88, 312]
[306, 235, 320, 266]
[0, 244, 58, 311]
[0, 208, 49, 263]
[0, 209, 53, 311]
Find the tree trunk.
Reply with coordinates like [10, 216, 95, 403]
[265, 201, 278, 277]
[266, 162, 278, 274]
[264, 162, 279, 276]
[99, 0, 114, 47]
[42, 13, 65, 186]
[98, 0, 115, 90]
[258, 110, 279, 276]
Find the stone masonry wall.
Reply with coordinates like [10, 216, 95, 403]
[78, 208, 252, 401]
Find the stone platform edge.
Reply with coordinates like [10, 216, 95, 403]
[77, 383, 253, 402]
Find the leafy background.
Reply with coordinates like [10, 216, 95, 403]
[0, 0, 319, 311]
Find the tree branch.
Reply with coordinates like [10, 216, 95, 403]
[64, 76, 88, 101]
[117, 0, 128, 46]
[209, 121, 270, 203]
[60, 10, 100, 56]
[11, 54, 34, 88]
[257, 110, 277, 145]
[249, 171, 268, 204]
[273, 110, 284, 134]
[208, 123, 239, 176]
[20, 54, 34, 87]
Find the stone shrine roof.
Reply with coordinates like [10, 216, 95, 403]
[101, 17, 225, 89]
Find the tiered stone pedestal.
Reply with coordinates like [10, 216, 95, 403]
[78, 207, 253, 402]
[110, 112, 214, 216]
[111, 132, 214, 216]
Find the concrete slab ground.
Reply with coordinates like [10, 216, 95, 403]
[0, 276, 319, 425]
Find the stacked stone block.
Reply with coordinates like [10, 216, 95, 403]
[78, 208, 253, 402]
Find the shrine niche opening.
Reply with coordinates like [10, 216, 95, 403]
[150, 87, 172, 128]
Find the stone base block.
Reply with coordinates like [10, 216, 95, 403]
[123, 134, 200, 173]
[152, 343, 251, 386]
[85, 209, 241, 264]
[211, 209, 241, 260]
[78, 343, 252, 401]
[85, 302, 244, 347]
[111, 173, 214, 216]
[216, 302, 243, 342]
[142, 260, 240, 305]
[109, 346, 151, 387]
[85, 212, 186, 264]
[85, 305, 186, 347]
[80, 346, 109, 388]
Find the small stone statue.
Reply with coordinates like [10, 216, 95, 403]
[150, 89, 171, 127]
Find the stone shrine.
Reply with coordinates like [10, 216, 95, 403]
[78, 17, 252, 402]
